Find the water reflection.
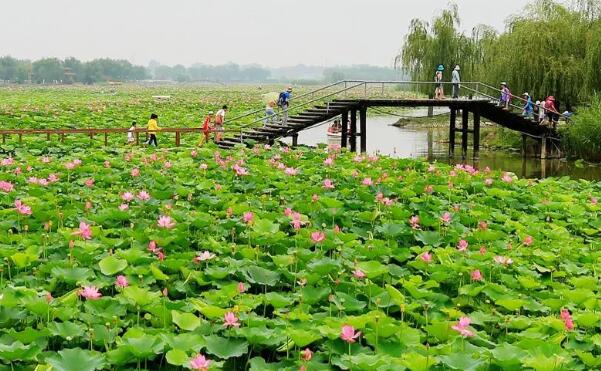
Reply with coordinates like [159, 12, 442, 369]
[284, 116, 601, 180]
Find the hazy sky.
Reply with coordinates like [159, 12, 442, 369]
[1, 0, 535, 67]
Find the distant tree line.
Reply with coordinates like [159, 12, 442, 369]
[0, 56, 403, 85]
[0, 56, 148, 84]
[396, 0, 601, 106]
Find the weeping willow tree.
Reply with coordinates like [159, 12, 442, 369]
[395, 4, 485, 93]
[397, 0, 601, 105]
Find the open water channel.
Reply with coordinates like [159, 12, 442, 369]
[283, 113, 601, 181]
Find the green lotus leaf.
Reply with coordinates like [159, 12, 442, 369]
[98, 255, 128, 276]
[46, 348, 105, 371]
[204, 335, 248, 359]
[171, 310, 201, 331]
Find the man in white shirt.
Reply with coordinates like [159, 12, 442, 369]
[452, 65, 461, 99]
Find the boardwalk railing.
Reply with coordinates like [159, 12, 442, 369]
[0, 127, 241, 147]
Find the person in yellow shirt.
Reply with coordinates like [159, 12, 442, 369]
[146, 113, 161, 147]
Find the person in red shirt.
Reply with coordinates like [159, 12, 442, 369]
[198, 111, 214, 146]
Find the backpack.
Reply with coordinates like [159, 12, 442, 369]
[277, 92, 287, 107]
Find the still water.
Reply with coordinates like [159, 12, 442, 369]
[283, 116, 601, 181]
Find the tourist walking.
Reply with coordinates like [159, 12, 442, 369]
[214, 105, 227, 143]
[434, 65, 444, 99]
[264, 99, 276, 125]
[278, 87, 293, 124]
[146, 114, 160, 147]
[198, 111, 214, 146]
[499, 82, 511, 110]
[127, 121, 136, 145]
[522, 92, 533, 119]
[545, 96, 558, 128]
[451, 65, 461, 99]
[537, 100, 546, 124]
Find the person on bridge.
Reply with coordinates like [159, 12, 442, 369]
[146, 114, 160, 147]
[522, 92, 534, 119]
[278, 87, 293, 124]
[499, 82, 511, 110]
[452, 65, 461, 99]
[264, 100, 276, 126]
[198, 111, 214, 147]
[434, 65, 444, 100]
[214, 105, 227, 143]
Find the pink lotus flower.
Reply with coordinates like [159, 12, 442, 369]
[323, 179, 335, 189]
[164, 161, 172, 169]
[362, 177, 373, 186]
[41, 156, 51, 163]
[312, 194, 319, 202]
[471, 270, 483, 281]
[14, 200, 32, 216]
[560, 309, 574, 331]
[137, 191, 151, 201]
[80, 286, 102, 300]
[131, 168, 140, 177]
[189, 354, 211, 371]
[39, 179, 49, 187]
[301, 348, 313, 362]
[484, 178, 493, 186]
[479, 246, 487, 254]
[195, 251, 216, 262]
[237, 282, 246, 294]
[333, 224, 341, 233]
[493, 256, 513, 266]
[27, 177, 39, 185]
[199, 163, 208, 170]
[353, 269, 366, 279]
[232, 164, 249, 176]
[591, 197, 598, 205]
[65, 162, 76, 170]
[523, 235, 534, 246]
[0, 157, 14, 166]
[103, 160, 111, 168]
[340, 325, 361, 343]
[424, 185, 434, 194]
[284, 208, 293, 217]
[148, 240, 158, 253]
[501, 173, 513, 183]
[441, 212, 452, 224]
[0, 181, 14, 193]
[190, 150, 198, 158]
[478, 221, 488, 230]
[324, 157, 334, 166]
[353, 155, 363, 163]
[223, 312, 240, 328]
[122, 192, 134, 202]
[156, 250, 166, 261]
[119, 203, 129, 211]
[284, 167, 298, 176]
[428, 164, 436, 172]
[243, 212, 254, 224]
[72, 221, 92, 240]
[84, 178, 95, 188]
[409, 215, 421, 229]
[48, 174, 59, 183]
[72, 159, 81, 166]
[14, 167, 21, 175]
[420, 251, 432, 263]
[457, 239, 469, 252]
[115, 275, 128, 288]
[452, 316, 474, 337]
[85, 201, 93, 211]
[157, 215, 176, 229]
[311, 231, 325, 244]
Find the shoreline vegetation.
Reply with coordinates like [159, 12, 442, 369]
[397, 0, 601, 161]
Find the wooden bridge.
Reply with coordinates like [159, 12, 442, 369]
[217, 81, 562, 159]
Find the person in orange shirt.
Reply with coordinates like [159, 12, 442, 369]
[198, 111, 214, 146]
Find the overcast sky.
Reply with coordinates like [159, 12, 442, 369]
[1, 0, 536, 67]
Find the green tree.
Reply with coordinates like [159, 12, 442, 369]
[32, 58, 64, 83]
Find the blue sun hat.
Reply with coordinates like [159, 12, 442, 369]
[437, 64, 445, 72]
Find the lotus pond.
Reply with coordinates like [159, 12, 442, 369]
[1, 143, 601, 371]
